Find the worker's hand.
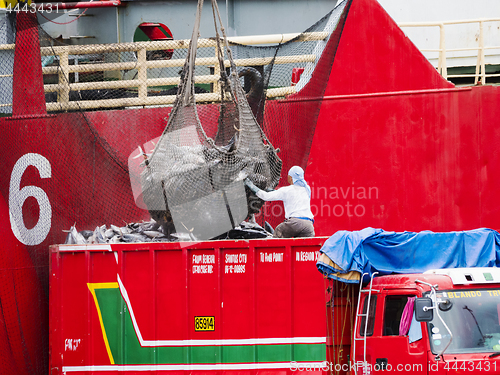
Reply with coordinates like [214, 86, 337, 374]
[244, 178, 261, 194]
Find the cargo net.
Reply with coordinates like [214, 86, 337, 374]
[136, 0, 283, 241]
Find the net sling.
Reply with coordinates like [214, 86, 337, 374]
[140, 0, 282, 240]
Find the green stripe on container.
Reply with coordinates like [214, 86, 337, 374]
[95, 288, 326, 365]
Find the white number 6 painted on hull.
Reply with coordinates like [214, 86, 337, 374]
[9, 153, 52, 246]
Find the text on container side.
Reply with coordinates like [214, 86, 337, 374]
[224, 253, 247, 274]
[192, 253, 215, 274]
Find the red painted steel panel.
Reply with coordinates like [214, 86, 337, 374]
[0, 193, 47, 375]
[309, 86, 500, 234]
[323, 0, 453, 96]
[221, 247, 255, 341]
[49, 238, 329, 374]
[12, 11, 46, 117]
[3, 0, 500, 371]
[306, 0, 500, 235]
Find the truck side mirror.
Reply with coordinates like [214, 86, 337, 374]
[414, 297, 433, 322]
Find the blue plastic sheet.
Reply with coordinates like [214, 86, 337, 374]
[316, 227, 500, 283]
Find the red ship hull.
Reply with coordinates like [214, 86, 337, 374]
[1, 0, 500, 373]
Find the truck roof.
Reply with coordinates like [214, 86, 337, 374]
[317, 228, 500, 284]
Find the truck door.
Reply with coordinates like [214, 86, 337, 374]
[356, 292, 428, 374]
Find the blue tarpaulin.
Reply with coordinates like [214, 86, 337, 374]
[316, 227, 500, 283]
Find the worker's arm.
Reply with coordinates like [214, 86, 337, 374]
[255, 189, 284, 201]
[244, 179, 284, 201]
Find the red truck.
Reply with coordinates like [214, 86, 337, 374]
[50, 234, 500, 375]
[49, 238, 329, 374]
[344, 268, 500, 375]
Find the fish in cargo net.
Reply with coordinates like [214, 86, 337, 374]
[140, 0, 282, 241]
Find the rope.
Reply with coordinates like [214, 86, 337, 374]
[212, 0, 236, 70]
[211, 1, 226, 101]
[37, 8, 89, 25]
[210, 0, 274, 145]
[183, 0, 204, 106]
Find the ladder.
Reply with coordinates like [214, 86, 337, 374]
[351, 272, 379, 375]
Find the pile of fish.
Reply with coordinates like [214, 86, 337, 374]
[141, 140, 279, 211]
[64, 219, 273, 245]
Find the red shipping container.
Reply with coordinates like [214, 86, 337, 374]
[49, 238, 329, 374]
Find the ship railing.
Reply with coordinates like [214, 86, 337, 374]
[15, 32, 326, 112]
[399, 18, 500, 84]
[1, 18, 499, 113]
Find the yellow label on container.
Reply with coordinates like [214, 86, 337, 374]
[195, 316, 215, 331]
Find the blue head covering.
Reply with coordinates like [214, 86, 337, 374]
[288, 166, 311, 198]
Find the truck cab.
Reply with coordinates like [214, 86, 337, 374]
[352, 268, 500, 374]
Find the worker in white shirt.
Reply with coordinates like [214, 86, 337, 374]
[245, 166, 315, 238]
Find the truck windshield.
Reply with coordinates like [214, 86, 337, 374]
[426, 289, 500, 354]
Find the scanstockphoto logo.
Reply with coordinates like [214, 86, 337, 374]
[255, 183, 380, 219]
[310, 182, 379, 218]
[290, 361, 425, 373]
[2, 0, 119, 26]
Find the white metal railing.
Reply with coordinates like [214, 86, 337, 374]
[399, 18, 500, 84]
[38, 32, 325, 111]
[1, 18, 500, 112]
[0, 32, 327, 112]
